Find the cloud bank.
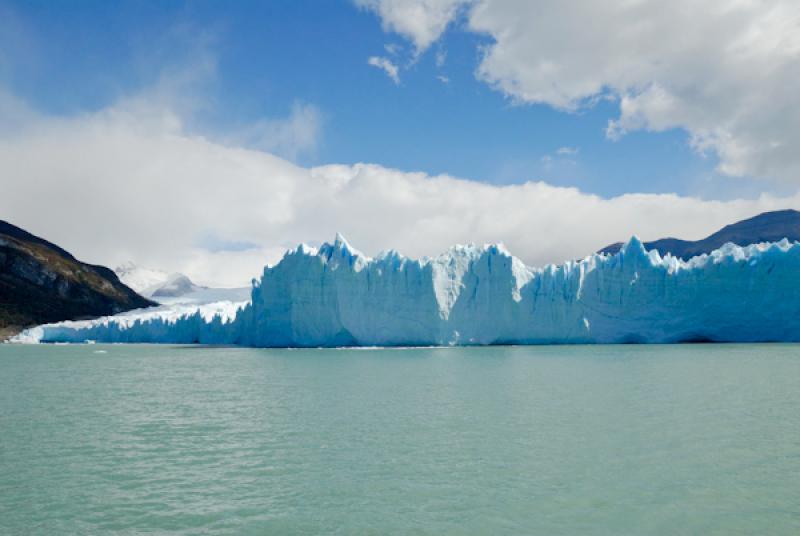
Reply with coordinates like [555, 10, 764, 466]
[2, 92, 799, 287]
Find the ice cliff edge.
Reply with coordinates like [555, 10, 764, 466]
[15, 235, 800, 346]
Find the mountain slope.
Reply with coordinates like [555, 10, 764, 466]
[599, 209, 800, 260]
[0, 220, 155, 337]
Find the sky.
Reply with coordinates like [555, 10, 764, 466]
[1, 0, 800, 286]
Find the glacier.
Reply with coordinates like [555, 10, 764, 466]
[12, 234, 800, 346]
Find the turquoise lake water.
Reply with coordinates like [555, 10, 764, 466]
[1, 343, 800, 535]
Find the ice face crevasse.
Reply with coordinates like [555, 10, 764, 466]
[15, 234, 800, 346]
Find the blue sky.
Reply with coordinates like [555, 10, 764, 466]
[2, 0, 766, 199]
[2, 0, 798, 285]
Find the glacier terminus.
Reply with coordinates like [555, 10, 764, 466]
[14, 234, 800, 346]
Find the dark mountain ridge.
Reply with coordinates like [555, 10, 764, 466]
[1, 220, 155, 338]
[599, 209, 800, 260]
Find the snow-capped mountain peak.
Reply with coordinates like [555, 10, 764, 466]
[114, 262, 250, 304]
[115, 262, 202, 298]
[115, 262, 171, 295]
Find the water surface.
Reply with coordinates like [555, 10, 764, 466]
[2, 344, 799, 534]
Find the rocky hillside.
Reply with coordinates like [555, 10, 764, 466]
[0, 221, 155, 338]
[599, 209, 800, 260]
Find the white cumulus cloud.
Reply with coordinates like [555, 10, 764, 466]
[355, 0, 469, 52]
[361, 0, 800, 185]
[467, 0, 800, 184]
[367, 55, 401, 83]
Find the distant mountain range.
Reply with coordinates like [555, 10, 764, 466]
[0, 220, 154, 338]
[599, 209, 800, 260]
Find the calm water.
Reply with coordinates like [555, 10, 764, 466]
[1, 344, 800, 535]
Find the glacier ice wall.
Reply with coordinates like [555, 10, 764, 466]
[12, 301, 246, 345]
[14, 234, 800, 346]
